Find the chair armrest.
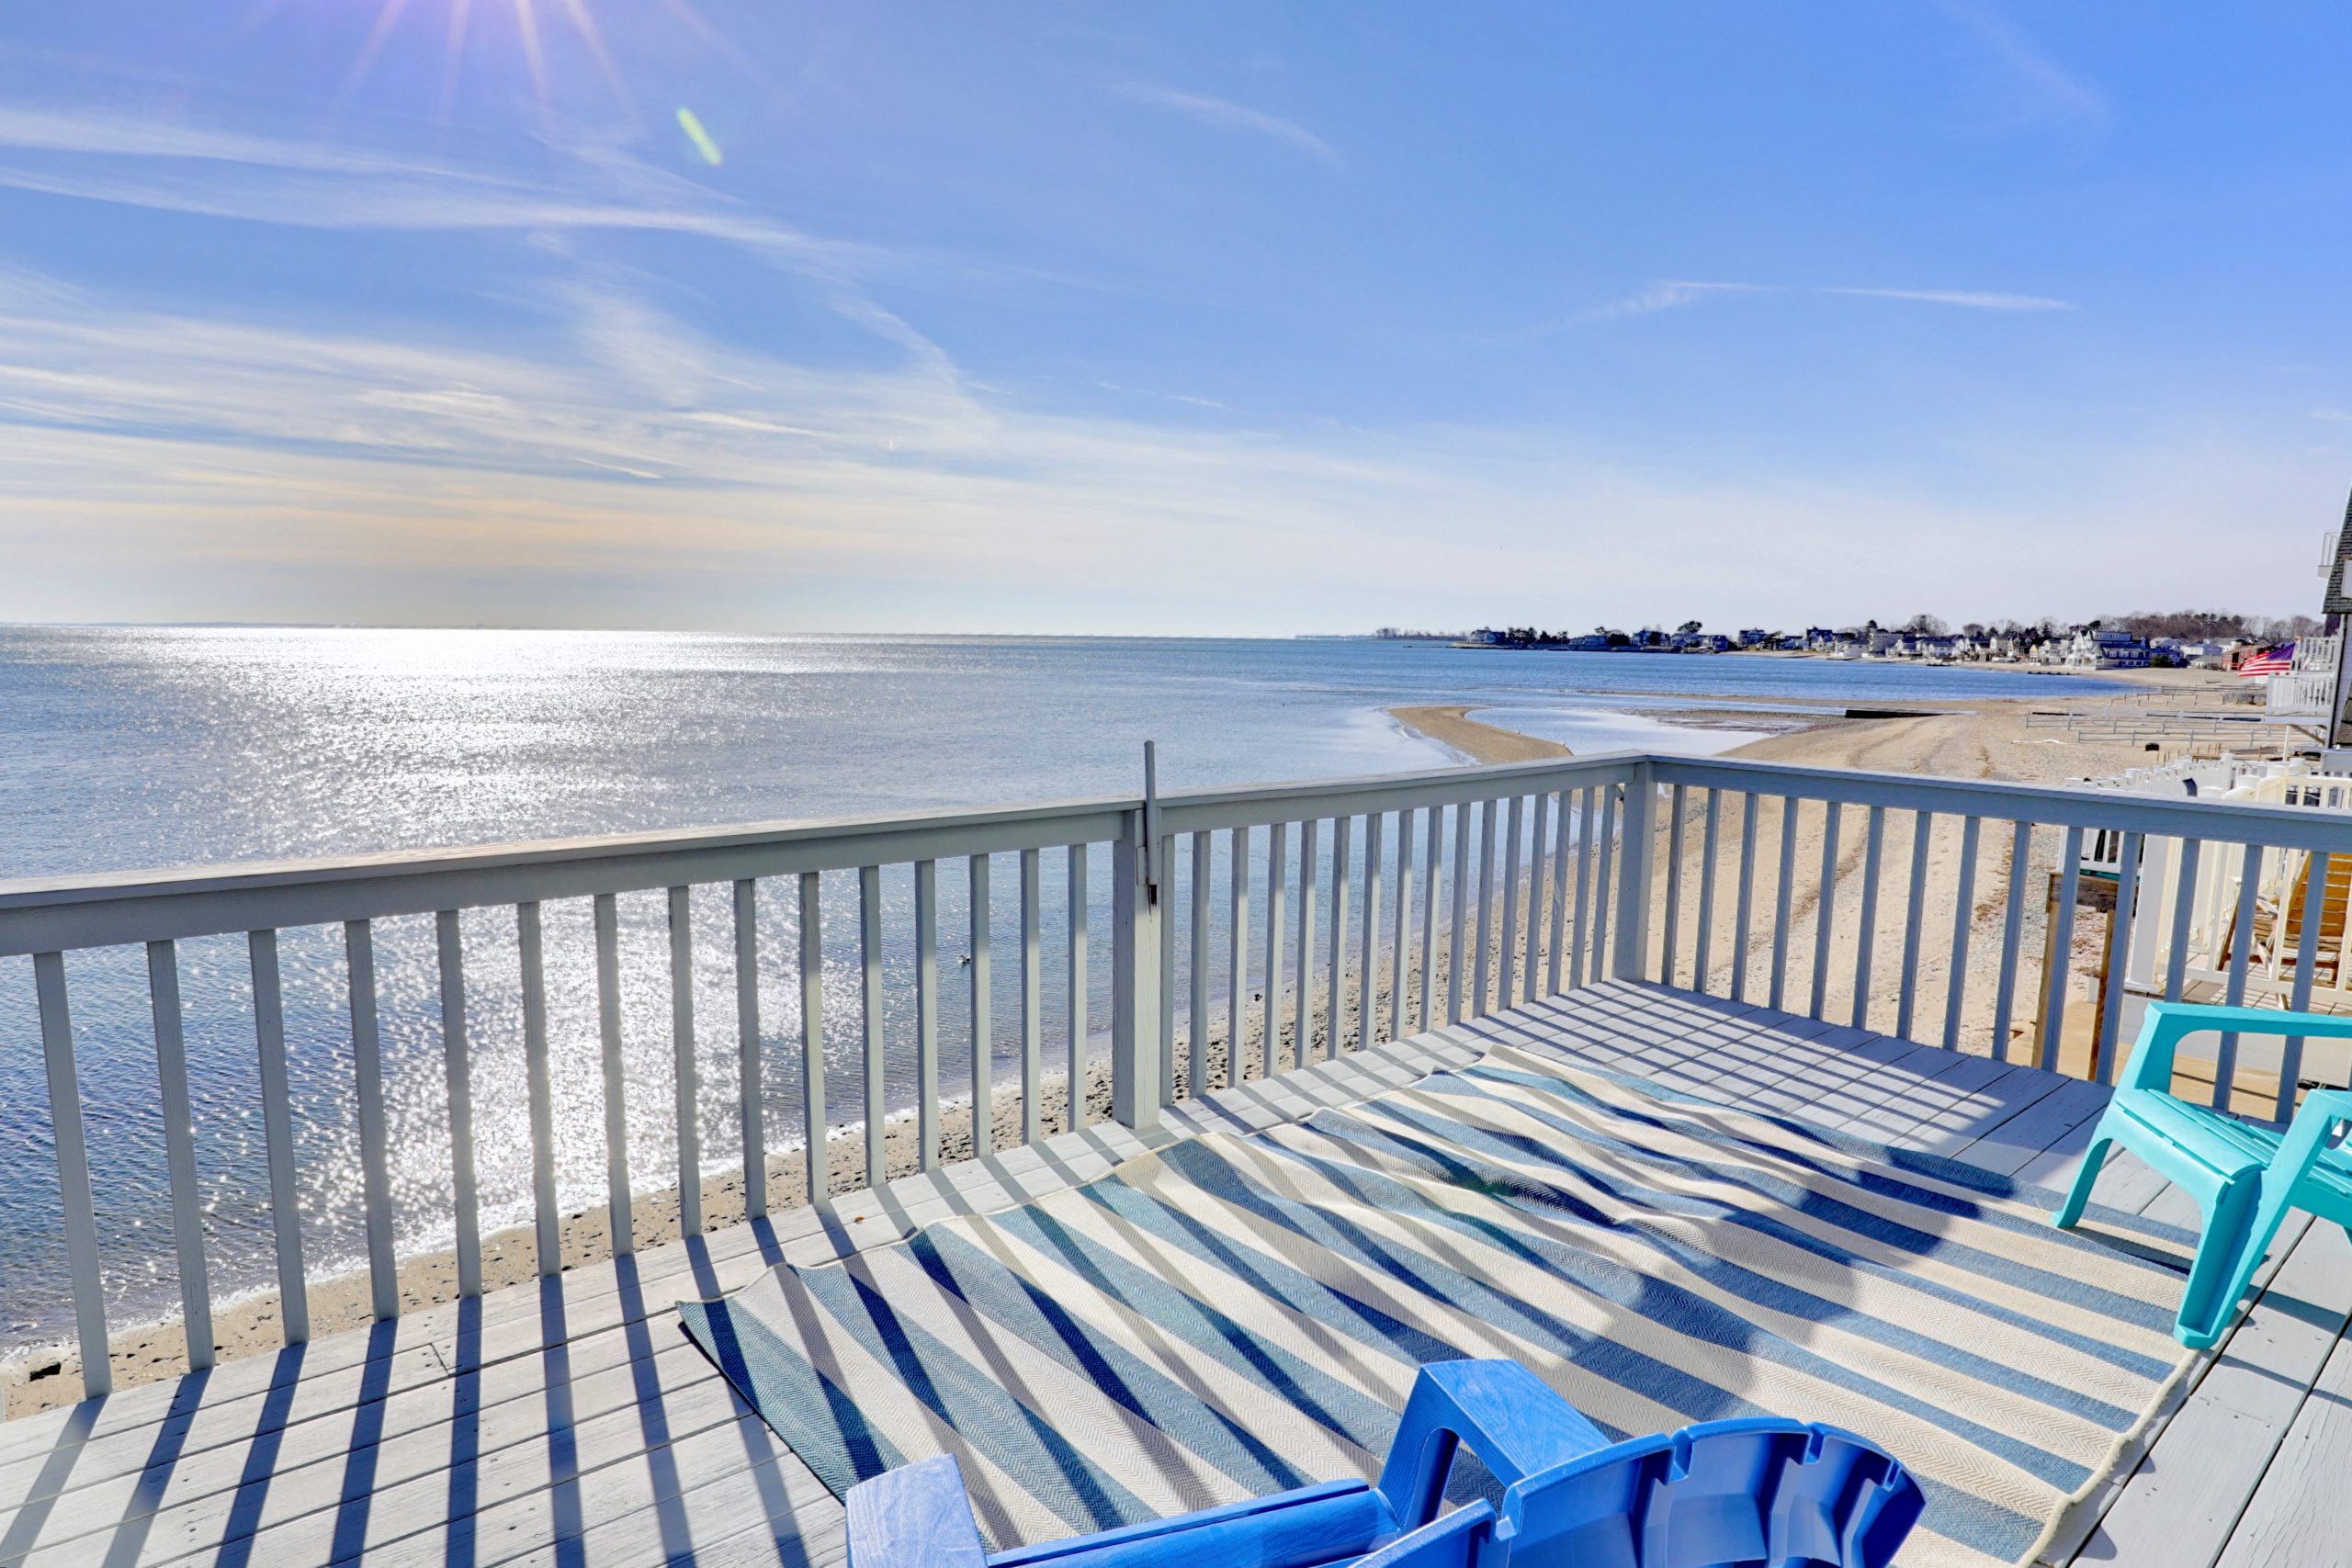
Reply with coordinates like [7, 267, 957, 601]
[2123, 1002, 2352, 1092]
[847, 1455, 989, 1568]
[1375, 1359, 1611, 1529]
[2276, 1089, 2352, 1173]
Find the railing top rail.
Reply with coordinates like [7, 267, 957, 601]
[0, 751, 1639, 956]
[1652, 754, 2352, 850]
[10, 743, 2348, 958]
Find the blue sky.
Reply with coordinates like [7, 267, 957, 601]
[0, 2, 2346, 633]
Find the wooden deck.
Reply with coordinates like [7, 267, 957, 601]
[1, 980, 2345, 1568]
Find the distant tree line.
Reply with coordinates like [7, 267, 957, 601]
[1455, 609, 2321, 649]
[2102, 608, 2322, 642]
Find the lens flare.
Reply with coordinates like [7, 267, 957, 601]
[676, 107, 723, 166]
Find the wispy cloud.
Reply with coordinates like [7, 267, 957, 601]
[1815, 286, 2072, 311]
[1942, 1, 2109, 136]
[1111, 81, 1339, 164]
[0, 258, 2313, 631]
[1577, 280, 1762, 322]
[0, 101, 988, 389]
[1574, 279, 2074, 324]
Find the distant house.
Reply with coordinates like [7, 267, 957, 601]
[1469, 626, 1508, 646]
[1804, 626, 1838, 650]
[1737, 627, 1769, 648]
[1563, 634, 1612, 652]
[2170, 638, 2228, 667]
[2064, 629, 2152, 670]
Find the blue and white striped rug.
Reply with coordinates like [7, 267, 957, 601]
[680, 1047, 2199, 1568]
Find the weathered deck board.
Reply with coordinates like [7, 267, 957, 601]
[2070, 1219, 2352, 1568]
[2, 978, 2331, 1568]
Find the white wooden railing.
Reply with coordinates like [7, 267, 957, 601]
[11, 748, 2352, 1408]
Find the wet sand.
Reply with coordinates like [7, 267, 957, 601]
[1388, 705, 1571, 762]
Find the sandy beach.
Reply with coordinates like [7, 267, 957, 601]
[1391, 663, 2253, 1069]
[6, 661, 2258, 1415]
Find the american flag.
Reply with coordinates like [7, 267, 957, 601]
[2238, 641, 2295, 676]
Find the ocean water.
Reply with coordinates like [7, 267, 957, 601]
[0, 627, 2126, 1358]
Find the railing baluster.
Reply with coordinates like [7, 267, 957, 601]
[1189, 831, 1211, 1089]
[146, 939, 212, 1369]
[1590, 787, 1618, 983]
[1473, 799, 1497, 1016]
[1941, 817, 1981, 1050]
[1393, 808, 1416, 1039]
[2281, 851, 2330, 1115]
[1295, 818, 1320, 1056]
[594, 893, 633, 1255]
[2095, 833, 2142, 1084]
[853, 868, 885, 1182]
[967, 854, 991, 1157]
[672, 886, 704, 1233]
[800, 872, 828, 1197]
[2164, 839, 2202, 1001]
[345, 919, 396, 1319]
[735, 878, 768, 1213]
[1991, 822, 2033, 1062]
[1769, 797, 1799, 1010]
[1731, 795, 1759, 1003]
[516, 903, 558, 1279]
[915, 862, 942, 1159]
[1499, 795, 1524, 1005]
[2215, 840, 2262, 1111]
[436, 909, 481, 1294]
[1067, 844, 1088, 1121]
[1449, 804, 1472, 1021]
[1808, 804, 1843, 1020]
[1894, 812, 1931, 1041]
[2040, 828, 2085, 1074]
[247, 929, 311, 1338]
[1693, 791, 1722, 994]
[1265, 821, 1289, 1072]
[1227, 828, 1250, 1080]
[1849, 806, 1884, 1030]
[1327, 815, 1351, 1058]
[1422, 806, 1443, 1027]
[1521, 793, 1548, 1005]
[1545, 790, 1573, 996]
[1661, 784, 1688, 987]
[1158, 831, 1177, 1087]
[1018, 850, 1042, 1145]
[34, 952, 108, 1396]
[856, 871, 892, 1186]
[1363, 811, 1385, 1048]
[1570, 790, 1596, 989]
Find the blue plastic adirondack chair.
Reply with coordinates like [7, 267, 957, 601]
[843, 1359, 1923, 1568]
[2053, 1000, 2352, 1348]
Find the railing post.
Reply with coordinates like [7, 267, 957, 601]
[1114, 744, 1164, 1133]
[1611, 762, 1658, 981]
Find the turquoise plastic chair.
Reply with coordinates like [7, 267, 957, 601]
[2053, 1000, 2352, 1348]
[843, 1359, 1923, 1568]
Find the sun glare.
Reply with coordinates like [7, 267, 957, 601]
[318, 0, 728, 133]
